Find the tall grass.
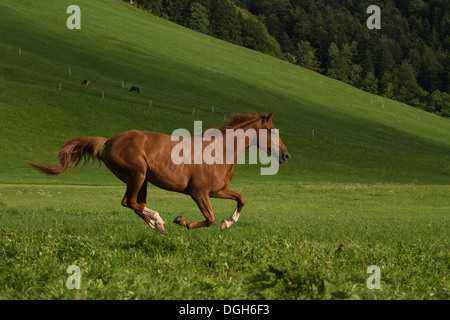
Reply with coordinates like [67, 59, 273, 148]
[0, 182, 448, 299]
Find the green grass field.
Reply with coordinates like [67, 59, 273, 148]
[0, 0, 449, 300]
[1, 182, 448, 299]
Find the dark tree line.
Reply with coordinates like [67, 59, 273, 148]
[133, 0, 450, 117]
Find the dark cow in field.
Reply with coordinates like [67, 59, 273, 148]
[81, 80, 89, 86]
[129, 86, 140, 94]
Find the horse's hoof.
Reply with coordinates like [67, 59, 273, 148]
[220, 220, 229, 232]
[155, 221, 165, 232]
[173, 216, 185, 225]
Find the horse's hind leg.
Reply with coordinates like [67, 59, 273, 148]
[122, 180, 153, 228]
[122, 175, 165, 235]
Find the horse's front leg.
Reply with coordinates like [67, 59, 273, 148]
[173, 192, 215, 229]
[210, 188, 245, 231]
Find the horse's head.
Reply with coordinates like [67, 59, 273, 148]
[258, 112, 290, 164]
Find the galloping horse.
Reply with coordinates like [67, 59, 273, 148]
[28, 112, 290, 235]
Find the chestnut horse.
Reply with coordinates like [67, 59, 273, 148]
[28, 112, 290, 235]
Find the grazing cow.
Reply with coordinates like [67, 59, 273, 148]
[81, 80, 89, 86]
[129, 86, 140, 94]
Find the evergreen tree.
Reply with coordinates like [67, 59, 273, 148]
[420, 45, 444, 93]
[188, 2, 209, 34]
[327, 42, 357, 84]
[439, 92, 450, 117]
[295, 40, 321, 72]
[426, 90, 443, 113]
[393, 61, 427, 108]
[361, 72, 379, 94]
[239, 9, 281, 57]
[209, 0, 241, 44]
[327, 42, 343, 81]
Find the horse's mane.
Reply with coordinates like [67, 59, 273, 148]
[214, 112, 266, 132]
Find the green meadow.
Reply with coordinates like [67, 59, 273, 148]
[0, 0, 449, 299]
[1, 182, 448, 299]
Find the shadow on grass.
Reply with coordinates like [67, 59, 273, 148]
[247, 264, 361, 300]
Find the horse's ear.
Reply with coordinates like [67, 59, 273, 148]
[262, 111, 274, 123]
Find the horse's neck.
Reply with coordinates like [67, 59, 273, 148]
[226, 120, 261, 164]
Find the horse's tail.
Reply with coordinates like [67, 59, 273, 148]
[27, 137, 108, 176]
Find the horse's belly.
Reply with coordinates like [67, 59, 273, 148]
[146, 166, 190, 193]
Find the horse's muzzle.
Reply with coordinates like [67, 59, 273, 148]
[279, 152, 290, 164]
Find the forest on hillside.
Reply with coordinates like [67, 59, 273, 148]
[132, 0, 450, 117]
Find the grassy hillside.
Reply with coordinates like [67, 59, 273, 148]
[0, 0, 449, 185]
